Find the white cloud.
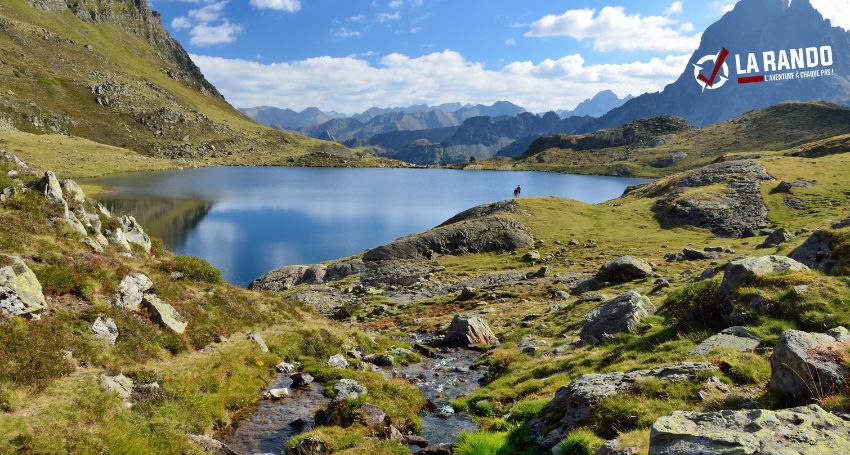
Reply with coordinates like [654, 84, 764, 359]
[378, 11, 401, 22]
[347, 14, 365, 22]
[809, 0, 850, 31]
[709, 1, 736, 14]
[505, 37, 516, 46]
[192, 50, 689, 113]
[171, 1, 242, 46]
[388, 0, 403, 9]
[664, 1, 683, 15]
[525, 6, 701, 52]
[332, 27, 362, 38]
[250, 0, 301, 12]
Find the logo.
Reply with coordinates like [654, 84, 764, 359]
[693, 46, 835, 92]
[693, 48, 730, 92]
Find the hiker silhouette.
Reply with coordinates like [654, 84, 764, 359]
[513, 185, 521, 198]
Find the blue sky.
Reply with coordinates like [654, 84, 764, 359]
[149, 0, 849, 113]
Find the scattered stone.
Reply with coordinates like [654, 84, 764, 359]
[142, 294, 187, 334]
[91, 316, 119, 344]
[458, 286, 478, 301]
[333, 378, 367, 401]
[443, 315, 499, 347]
[595, 439, 638, 455]
[580, 291, 656, 345]
[784, 194, 805, 210]
[100, 374, 134, 400]
[169, 271, 184, 280]
[291, 373, 314, 388]
[688, 326, 760, 355]
[529, 363, 718, 448]
[289, 437, 328, 455]
[522, 250, 542, 262]
[579, 293, 608, 302]
[769, 328, 850, 401]
[247, 332, 269, 353]
[697, 376, 731, 401]
[249, 264, 327, 291]
[357, 403, 388, 428]
[597, 256, 653, 283]
[681, 248, 721, 261]
[833, 217, 850, 230]
[719, 256, 809, 299]
[112, 273, 153, 311]
[761, 228, 793, 248]
[363, 216, 534, 261]
[0, 255, 47, 318]
[80, 236, 104, 253]
[648, 405, 850, 454]
[275, 361, 296, 374]
[186, 434, 239, 455]
[568, 239, 580, 246]
[531, 266, 549, 278]
[328, 354, 349, 369]
[119, 215, 151, 252]
[263, 388, 290, 400]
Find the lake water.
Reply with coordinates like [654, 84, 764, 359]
[88, 167, 648, 286]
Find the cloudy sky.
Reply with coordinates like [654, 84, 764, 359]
[150, 0, 850, 114]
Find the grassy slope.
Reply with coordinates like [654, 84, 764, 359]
[474, 102, 850, 178]
[0, 0, 398, 175]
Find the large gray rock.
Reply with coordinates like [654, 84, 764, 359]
[769, 329, 850, 401]
[40, 171, 65, 205]
[580, 291, 656, 345]
[91, 316, 119, 344]
[719, 255, 809, 299]
[142, 294, 187, 334]
[438, 199, 525, 226]
[790, 230, 841, 274]
[597, 256, 654, 283]
[443, 315, 500, 347]
[247, 332, 269, 353]
[327, 354, 349, 369]
[637, 160, 772, 238]
[186, 434, 239, 455]
[108, 228, 133, 253]
[60, 179, 86, 205]
[688, 326, 760, 355]
[0, 255, 47, 318]
[332, 378, 367, 401]
[119, 215, 151, 252]
[100, 374, 134, 400]
[530, 363, 717, 448]
[113, 273, 153, 311]
[761, 228, 793, 248]
[249, 264, 326, 291]
[649, 405, 850, 454]
[363, 216, 534, 261]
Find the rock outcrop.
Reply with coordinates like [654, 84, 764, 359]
[120, 215, 151, 252]
[635, 160, 772, 237]
[580, 291, 656, 344]
[688, 326, 760, 355]
[769, 328, 850, 401]
[249, 264, 327, 291]
[363, 216, 534, 261]
[332, 379, 367, 401]
[91, 315, 119, 344]
[443, 315, 500, 347]
[719, 255, 809, 299]
[142, 294, 187, 334]
[438, 199, 525, 226]
[0, 255, 47, 318]
[530, 363, 717, 448]
[113, 273, 154, 311]
[790, 230, 844, 274]
[649, 405, 850, 454]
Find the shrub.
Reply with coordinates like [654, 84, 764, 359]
[0, 318, 75, 386]
[508, 399, 548, 423]
[171, 256, 221, 283]
[663, 279, 723, 329]
[454, 431, 508, 455]
[473, 400, 497, 418]
[557, 429, 603, 455]
[34, 263, 89, 297]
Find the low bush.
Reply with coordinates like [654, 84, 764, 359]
[557, 428, 603, 455]
[170, 256, 221, 283]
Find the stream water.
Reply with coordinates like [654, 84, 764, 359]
[225, 345, 484, 454]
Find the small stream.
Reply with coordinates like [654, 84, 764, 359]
[225, 341, 485, 454]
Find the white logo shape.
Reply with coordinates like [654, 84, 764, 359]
[693, 51, 729, 92]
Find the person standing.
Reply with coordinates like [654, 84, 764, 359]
[513, 185, 522, 198]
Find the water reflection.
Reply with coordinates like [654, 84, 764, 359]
[88, 167, 648, 286]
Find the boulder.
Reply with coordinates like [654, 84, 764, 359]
[580, 292, 656, 345]
[40, 171, 65, 205]
[289, 437, 328, 455]
[291, 372, 314, 388]
[443, 315, 499, 347]
[681, 248, 722, 261]
[119, 215, 151, 252]
[648, 405, 850, 454]
[529, 363, 717, 448]
[357, 403, 388, 428]
[638, 160, 772, 237]
[790, 230, 841, 274]
[332, 378, 367, 401]
[363, 216, 534, 261]
[81, 237, 104, 253]
[276, 361, 297, 374]
[60, 179, 86, 205]
[324, 259, 367, 281]
[101, 374, 134, 400]
[247, 332, 269, 353]
[186, 434, 239, 455]
[688, 326, 760, 355]
[522, 250, 542, 262]
[249, 264, 326, 291]
[595, 440, 638, 455]
[597, 256, 653, 283]
[113, 273, 153, 311]
[91, 316, 119, 344]
[61, 209, 88, 236]
[142, 295, 187, 334]
[761, 228, 793, 248]
[769, 329, 850, 401]
[263, 387, 290, 400]
[0, 255, 47, 318]
[328, 354, 349, 369]
[439, 199, 525, 226]
[719, 256, 809, 299]
[108, 228, 133, 253]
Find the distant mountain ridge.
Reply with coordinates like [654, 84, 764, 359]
[557, 90, 633, 119]
[584, 0, 850, 130]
